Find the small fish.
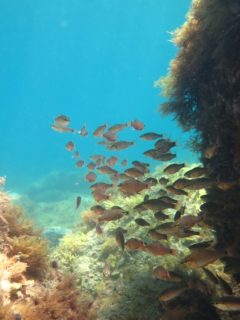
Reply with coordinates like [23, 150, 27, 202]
[75, 159, 84, 168]
[159, 196, 178, 205]
[51, 124, 75, 133]
[65, 141, 75, 152]
[76, 196, 81, 209]
[202, 267, 219, 284]
[85, 172, 97, 182]
[143, 149, 176, 161]
[97, 165, 117, 175]
[176, 214, 203, 229]
[214, 296, 240, 311]
[163, 163, 185, 174]
[98, 208, 126, 222]
[141, 198, 176, 211]
[158, 177, 169, 185]
[217, 274, 233, 295]
[54, 114, 70, 127]
[188, 241, 213, 250]
[204, 144, 219, 159]
[166, 185, 188, 196]
[107, 156, 118, 166]
[135, 218, 150, 227]
[90, 182, 113, 192]
[140, 132, 162, 140]
[103, 131, 117, 142]
[144, 177, 158, 187]
[144, 195, 149, 202]
[184, 178, 214, 190]
[109, 141, 134, 151]
[160, 307, 191, 320]
[125, 238, 145, 250]
[159, 286, 187, 302]
[79, 125, 88, 136]
[124, 167, 144, 178]
[182, 249, 224, 268]
[108, 123, 128, 133]
[93, 124, 107, 137]
[121, 159, 128, 167]
[92, 190, 110, 202]
[148, 229, 167, 240]
[73, 151, 80, 158]
[103, 262, 111, 278]
[154, 211, 169, 220]
[132, 160, 150, 173]
[216, 180, 237, 190]
[184, 166, 207, 178]
[87, 162, 96, 170]
[174, 206, 185, 221]
[144, 242, 176, 256]
[130, 119, 145, 130]
[115, 228, 125, 254]
[118, 180, 148, 195]
[172, 178, 191, 189]
[152, 266, 183, 283]
[154, 139, 176, 153]
[91, 205, 106, 215]
[91, 154, 105, 162]
[96, 224, 103, 235]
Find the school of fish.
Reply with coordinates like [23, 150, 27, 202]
[52, 114, 240, 317]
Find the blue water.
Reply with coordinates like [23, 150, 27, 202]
[0, 0, 195, 195]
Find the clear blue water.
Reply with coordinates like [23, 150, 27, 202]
[0, 0, 195, 195]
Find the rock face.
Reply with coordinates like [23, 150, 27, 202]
[157, 0, 240, 281]
[43, 226, 71, 246]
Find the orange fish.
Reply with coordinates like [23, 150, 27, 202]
[107, 156, 118, 166]
[51, 125, 75, 133]
[96, 224, 104, 235]
[118, 180, 148, 195]
[140, 132, 162, 140]
[90, 182, 113, 192]
[91, 205, 106, 215]
[130, 119, 145, 130]
[93, 124, 107, 137]
[87, 162, 96, 170]
[125, 238, 145, 250]
[97, 165, 117, 175]
[144, 242, 176, 256]
[85, 172, 97, 182]
[98, 209, 125, 222]
[65, 141, 75, 152]
[54, 114, 70, 127]
[108, 123, 128, 133]
[76, 159, 84, 168]
[78, 125, 87, 136]
[103, 132, 117, 142]
[152, 266, 183, 282]
[109, 141, 134, 151]
[121, 159, 128, 167]
[124, 167, 144, 178]
[92, 190, 110, 202]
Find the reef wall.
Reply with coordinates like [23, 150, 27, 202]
[156, 0, 240, 278]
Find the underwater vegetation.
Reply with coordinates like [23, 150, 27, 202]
[155, 0, 240, 317]
[0, 181, 93, 320]
[51, 160, 239, 320]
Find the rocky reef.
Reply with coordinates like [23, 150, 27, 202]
[0, 182, 92, 320]
[52, 164, 233, 320]
[156, 0, 240, 286]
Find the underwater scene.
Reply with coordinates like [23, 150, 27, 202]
[1, 0, 240, 319]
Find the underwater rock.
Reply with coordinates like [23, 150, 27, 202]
[43, 226, 71, 246]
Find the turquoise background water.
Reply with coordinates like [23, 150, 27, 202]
[0, 0, 195, 198]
